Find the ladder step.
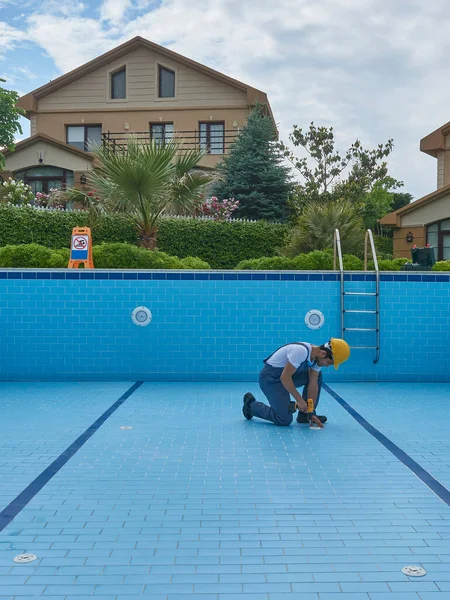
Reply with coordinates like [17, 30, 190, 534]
[344, 328, 378, 332]
[343, 292, 377, 296]
[344, 310, 377, 314]
[350, 345, 379, 349]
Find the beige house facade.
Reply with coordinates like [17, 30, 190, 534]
[381, 122, 450, 261]
[1, 36, 275, 194]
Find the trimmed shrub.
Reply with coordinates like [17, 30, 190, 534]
[235, 256, 295, 270]
[392, 257, 409, 268]
[342, 254, 364, 270]
[157, 218, 288, 269]
[432, 261, 450, 271]
[92, 243, 210, 269]
[292, 250, 333, 270]
[236, 252, 361, 271]
[0, 244, 69, 268]
[367, 258, 402, 271]
[178, 256, 210, 269]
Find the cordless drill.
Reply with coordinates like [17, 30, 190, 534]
[306, 398, 317, 427]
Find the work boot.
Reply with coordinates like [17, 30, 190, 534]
[242, 392, 256, 420]
[296, 413, 327, 424]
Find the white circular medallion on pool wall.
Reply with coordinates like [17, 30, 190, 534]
[305, 310, 325, 330]
[131, 306, 152, 327]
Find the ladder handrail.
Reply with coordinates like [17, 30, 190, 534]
[333, 229, 344, 272]
[364, 229, 380, 365]
[364, 229, 379, 272]
[334, 229, 345, 340]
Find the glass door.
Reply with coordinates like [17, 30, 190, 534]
[441, 232, 450, 260]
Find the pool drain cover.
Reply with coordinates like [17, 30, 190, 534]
[401, 565, 426, 577]
[120, 426, 133, 430]
[13, 553, 37, 564]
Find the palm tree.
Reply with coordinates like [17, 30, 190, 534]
[83, 137, 210, 249]
[281, 199, 365, 256]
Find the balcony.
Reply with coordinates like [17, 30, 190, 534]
[101, 128, 239, 168]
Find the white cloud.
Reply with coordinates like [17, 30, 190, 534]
[0, 22, 28, 60]
[26, 14, 116, 72]
[100, 0, 132, 23]
[2, 0, 450, 197]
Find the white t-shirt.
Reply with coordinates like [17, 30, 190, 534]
[266, 343, 321, 372]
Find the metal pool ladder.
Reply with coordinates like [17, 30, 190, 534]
[333, 229, 380, 364]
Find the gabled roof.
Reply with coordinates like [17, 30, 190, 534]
[2, 133, 93, 160]
[379, 184, 450, 227]
[420, 121, 450, 158]
[17, 36, 275, 125]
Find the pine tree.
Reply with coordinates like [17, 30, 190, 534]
[212, 106, 292, 221]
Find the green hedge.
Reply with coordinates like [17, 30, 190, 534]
[0, 205, 139, 248]
[0, 243, 210, 269]
[156, 218, 288, 269]
[0, 206, 288, 269]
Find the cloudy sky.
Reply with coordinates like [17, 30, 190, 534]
[1, 0, 449, 199]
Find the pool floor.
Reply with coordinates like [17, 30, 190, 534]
[1, 381, 450, 599]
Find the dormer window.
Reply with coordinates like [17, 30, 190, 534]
[111, 67, 126, 99]
[158, 65, 175, 98]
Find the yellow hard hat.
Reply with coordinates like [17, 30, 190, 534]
[330, 338, 350, 370]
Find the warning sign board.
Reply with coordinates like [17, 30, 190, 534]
[68, 227, 94, 269]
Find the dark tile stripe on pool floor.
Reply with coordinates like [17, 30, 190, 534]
[0, 381, 143, 533]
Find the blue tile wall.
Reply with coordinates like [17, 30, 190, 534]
[0, 270, 449, 381]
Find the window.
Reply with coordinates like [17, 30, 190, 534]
[199, 122, 225, 155]
[158, 65, 175, 98]
[14, 166, 73, 194]
[67, 125, 102, 152]
[150, 123, 174, 147]
[111, 67, 126, 99]
[427, 219, 450, 261]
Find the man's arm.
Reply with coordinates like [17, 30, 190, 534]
[307, 369, 320, 408]
[280, 362, 308, 412]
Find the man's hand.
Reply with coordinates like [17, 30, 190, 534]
[296, 400, 308, 413]
[310, 415, 324, 428]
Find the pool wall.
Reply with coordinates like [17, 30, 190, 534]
[1, 270, 449, 381]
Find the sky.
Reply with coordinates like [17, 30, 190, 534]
[1, 0, 450, 200]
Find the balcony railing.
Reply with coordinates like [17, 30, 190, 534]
[101, 129, 239, 156]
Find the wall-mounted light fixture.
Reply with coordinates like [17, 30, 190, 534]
[406, 231, 414, 243]
[80, 173, 87, 185]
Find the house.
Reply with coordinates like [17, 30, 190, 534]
[1, 36, 275, 195]
[380, 121, 450, 261]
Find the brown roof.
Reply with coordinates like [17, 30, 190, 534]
[17, 36, 276, 127]
[420, 121, 450, 158]
[379, 184, 450, 227]
[1, 133, 94, 160]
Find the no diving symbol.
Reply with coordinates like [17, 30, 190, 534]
[73, 237, 87, 250]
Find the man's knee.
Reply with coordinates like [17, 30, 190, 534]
[273, 413, 293, 427]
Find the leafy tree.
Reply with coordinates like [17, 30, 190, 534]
[64, 138, 210, 249]
[0, 79, 24, 169]
[360, 180, 395, 233]
[212, 105, 292, 221]
[279, 122, 403, 213]
[391, 191, 413, 212]
[281, 199, 365, 257]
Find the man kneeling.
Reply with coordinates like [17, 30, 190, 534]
[242, 339, 350, 427]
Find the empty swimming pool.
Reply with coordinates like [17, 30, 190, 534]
[1, 380, 450, 599]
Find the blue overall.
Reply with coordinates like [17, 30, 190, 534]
[250, 343, 323, 426]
